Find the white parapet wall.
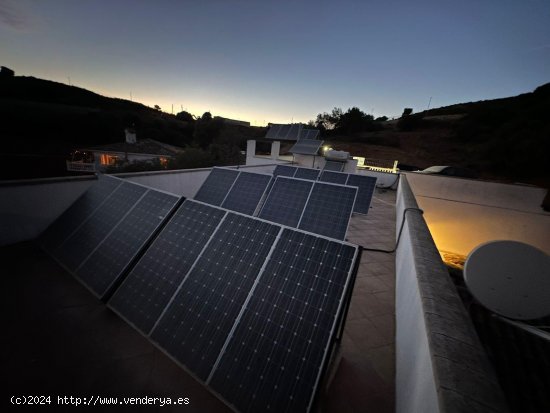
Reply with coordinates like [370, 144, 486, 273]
[395, 175, 508, 413]
[0, 176, 95, 247]
[404, 172, 550, 256]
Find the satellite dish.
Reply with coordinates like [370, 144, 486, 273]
[464, 240, 550, 320]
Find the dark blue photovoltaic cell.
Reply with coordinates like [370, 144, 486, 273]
[40, 175, 121, 252]
[108, 200, 226, 334]
[210, 229, 357, 413]
[76, 190, 180, 297]
[259, 177, 313, 227]
[319, 170, 348, 185]
[151, 213, 281, 381]
[194, 168, 239, 206]
[345, 174, 377, 214]
[221, 172, 272, 215]
[298, 183, 357, 240]
[294, 167, 320, 181]
[273, 165, 297, 177]
[323, 161, 345, 172]
[53, 182, 147, 272]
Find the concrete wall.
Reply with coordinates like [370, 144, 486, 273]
[0, 176, 95, 246]
[404, 172, 550, 256]
[395, 175, 508, 413]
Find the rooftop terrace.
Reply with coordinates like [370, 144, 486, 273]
[3, 188, 397, 412]
[3, 161, 546, 413]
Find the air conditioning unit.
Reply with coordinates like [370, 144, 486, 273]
[325, 150, 349, 162]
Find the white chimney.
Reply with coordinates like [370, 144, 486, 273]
[125, 127, 136, 144]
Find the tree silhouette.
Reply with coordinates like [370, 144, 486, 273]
[176, 110, 195, 123]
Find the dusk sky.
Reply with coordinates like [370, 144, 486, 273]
[2, 0, 549, 125]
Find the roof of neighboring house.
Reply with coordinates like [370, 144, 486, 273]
[83, 138, 183, 157]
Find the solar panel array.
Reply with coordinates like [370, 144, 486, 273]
[289, 139, 324, 156]
[194, 167, 272, 216]
[265, 124, 303, 141]
[259, 177, 357, 240]
[40, 175, 180, 298]
[108, 200, 359, 412]
[40, 172, 362, 413]
[319, 171, 377, 215]
[323, 160, 345, 172]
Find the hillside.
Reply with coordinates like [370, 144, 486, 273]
[1, 75, 548, 186]
[0, 76, 264, 179]
[322, 83, 550, 187]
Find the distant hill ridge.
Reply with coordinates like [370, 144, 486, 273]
[1, 75, 548, 185]
[1, 75, 152, 112]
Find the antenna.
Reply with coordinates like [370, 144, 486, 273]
[427, 97, 432, 110]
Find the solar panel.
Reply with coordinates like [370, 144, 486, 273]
[273, 165, 297, 177]
[209, 228, 358, 413]
[40, 174, 122, 252]
[298, 182, 357, 240]
[323, 160, 345, 172]
[108, 200, 227, 334]
[258, 177, 314, 227]
[300, 129, 320, 140]
[194, 167, 239, 206]
[289, 139, 323, 156]
[294, 167, 320, 181]
[150, 213, 281, 381]
[75, 190, 180, 297]
[345, 174, 377, 214]
[221, 172, 272, 215]
[53, 182, 147, 272]
[319, 170, 348, 185]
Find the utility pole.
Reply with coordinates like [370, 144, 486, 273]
[427, 97, 432, 110]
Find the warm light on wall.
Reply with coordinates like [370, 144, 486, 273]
[100, 154, 118, 165]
